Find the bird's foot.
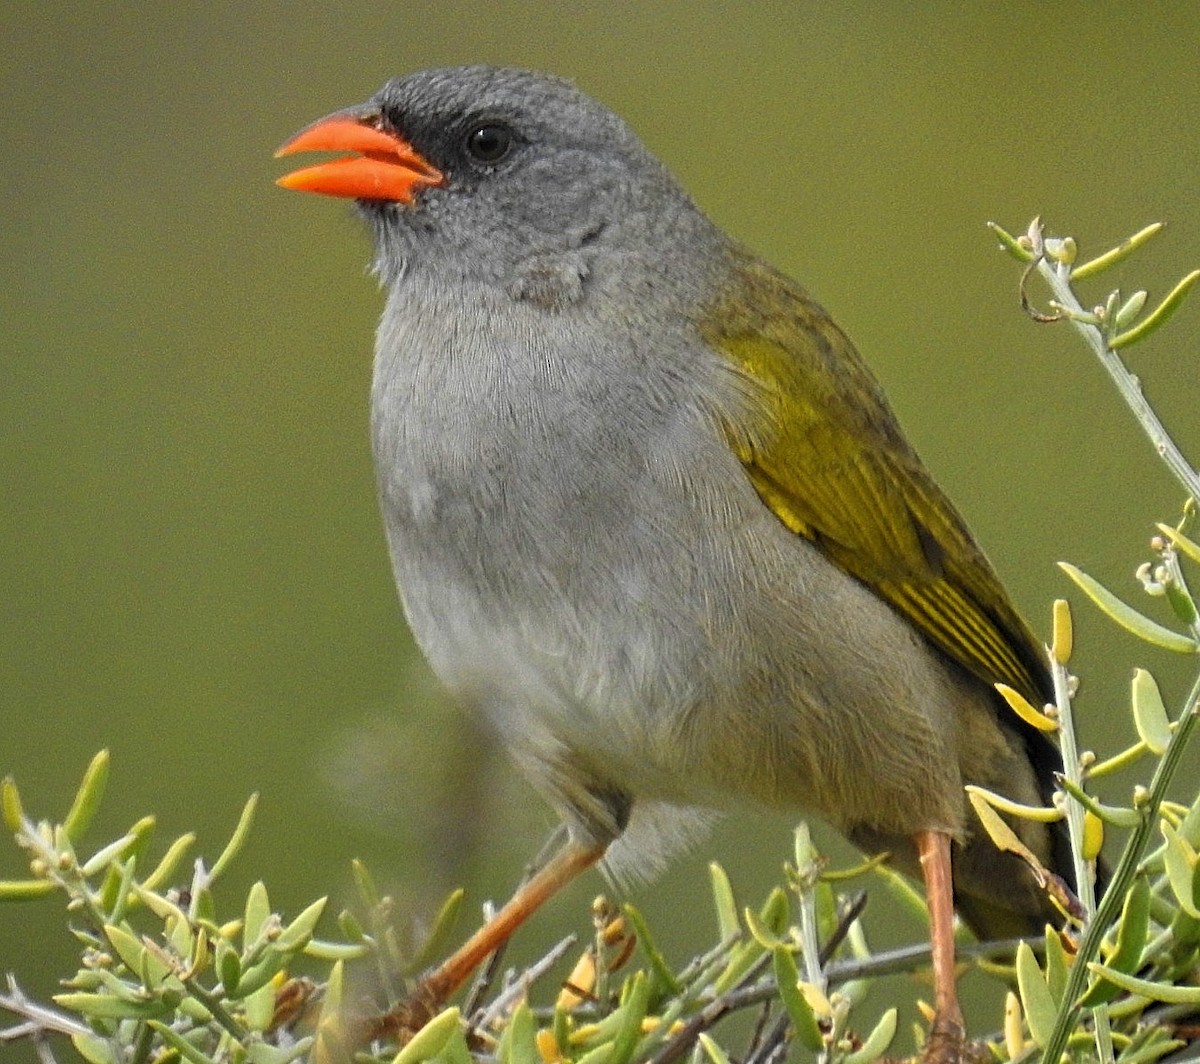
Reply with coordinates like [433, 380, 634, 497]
[354, 982, 444, 1047]
[878, 1013, 989, 1064]
[915, 1014, 990, 1064]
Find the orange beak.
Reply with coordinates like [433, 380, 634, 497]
[275, 111, 445, 203]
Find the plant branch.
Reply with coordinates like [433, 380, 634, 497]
[1039, 671, 1200, 1064]
[1034, 256, 1200, 501]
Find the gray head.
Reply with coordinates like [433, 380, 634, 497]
[277, 66, 713, 297]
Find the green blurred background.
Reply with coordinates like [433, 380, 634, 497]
[4, 1, 1200, 1055]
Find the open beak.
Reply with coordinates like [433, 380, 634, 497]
[275, 109, 445, 204]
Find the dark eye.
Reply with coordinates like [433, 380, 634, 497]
[465, 124, 513, 165]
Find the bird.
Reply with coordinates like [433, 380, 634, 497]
[275, 65, 1075, 1059]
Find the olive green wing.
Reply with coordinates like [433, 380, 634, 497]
[704, 251, 1049, 703]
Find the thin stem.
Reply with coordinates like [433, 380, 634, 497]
[1039, 671, 1200, 1064]
[12, 821, 111, 934]
[1051, 659, 1093, 921]
[468, 934, 577, 1033]
[180, 977, 245, 1042]
[1036, 258, 1200, 501]
[1050, 652, 1113, 1060]
[796, 885, 825, 995]
[0, 976, 92, 1041]
[1163, 547, 1200, 644]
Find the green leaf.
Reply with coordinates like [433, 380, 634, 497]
[987, 221, 1035, 262]
[1057, 775, 1142, 828]
[140, 832, 196, 893]
[64, 750, 110, 843]
[337, 907, 366, 942]
[217, 939, 242, 995]
[244, 881, 272, 945]
[966, 784, 1063, 823]
[391, 1006, 462, 1064]
[571, 1003, 628, 1048]
[772, 947, 823, 1051]
[696, 1034, 732, 1064]
[0, 878, 56, 900]
[607, 971, 651, 1064]
[104, 846, 138, 924]
[1085, 963, 1200, 1004]
[498, 1002, 540, 1064]
[407, 888, 464, 973]
[276, 896, 327, 951]
[1171, 908, 1200, 956]
[1043, 927, 1070, 1004]
[1114, 290, 1148, 329]
[438, 1026, 475, 1064]
[190, 885, 217, 927]
[1160, 821, 1200, 918]
[792, 822, 820, 879]
[1071, 223, 1163, 280]
[147, 1021, 219, 1064]
[235, 947, 287, 998]
[166, 911, 194, 960]
[744, 905, 787, 949]
[103, 924, 147, 974]
[1059, 563, 1197, 652]
[2, 776, 24, 832]
[1110, 270, 1200, 349]
[246, 1041, 316, 1064]
[1132, 669, 1173, 754]
[134, 882, 189, 925]
[714, 886, 788, 993]
[71, 1033, 118, 1064]
[709, 862, 739, 941]
[210, 792, 259, 883]
[573, 1042, 614, 1064]
[623, 903, 681, 995]
[302, 938, 371, 960]
[352, 857, 381, 908]
[90, 967, 149, 1000]
[712, 937, 764, 996]
[313, 960, 349, 1064]
[1015, 941, 1057, 1048]
[1157, 523, 1200, 568]
[758, 886, 791, 936]
[54, 991, 172, 1021]
[842, 1008, 898, 1064]
[1164, 569, 1198, 626]
[316, 958, 344, 1029]
[81, 833, 139, 877]
[1179, 791, 1200, 848]
[1079, 874, 1151, 1007]
[1112, 1035, 1187, 1064]
[243, 974, 277, 1032]
[553, 1004, 571, 1056]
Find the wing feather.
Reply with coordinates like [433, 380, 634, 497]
[702, 251, 1049, 704]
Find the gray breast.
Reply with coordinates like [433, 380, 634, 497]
[367, 270, 968, 839]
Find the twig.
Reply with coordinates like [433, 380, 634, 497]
[1039, 673, 1200, 1064]
[646, 892, 919, 1064]
[462, 900, 506, 1020]
[1, 973, 91, 1064]
[744, 1011, 791, 1064]
[1032, 251, 1200, 501]
[468, 934, 577, 1034]
[820, 891, 868, 964]
[741, 999, 776, 1061]
[1049, 641, 1114, 1061]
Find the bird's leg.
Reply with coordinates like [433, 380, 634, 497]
[915, 830, 967, 1062]
[368, 839, 607, 1042]
[916, 830, 962, 1029]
